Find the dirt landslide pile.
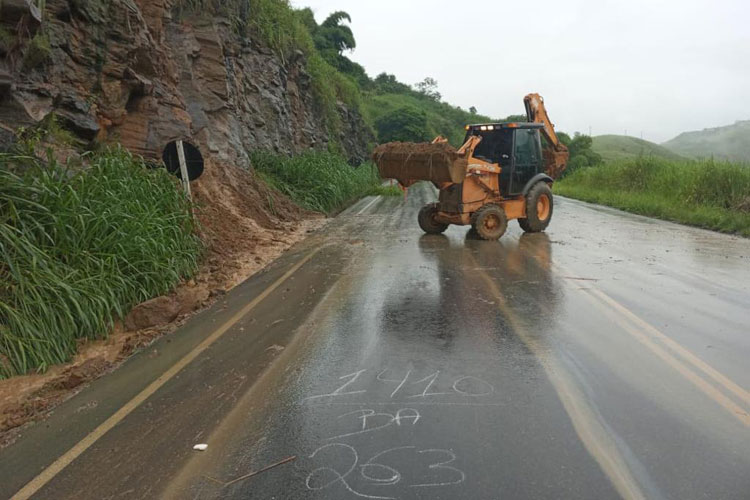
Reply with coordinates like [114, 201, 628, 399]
[372, 142, 467, 185]
[0, 160, 323, 447]
[193, 159, 317, 288]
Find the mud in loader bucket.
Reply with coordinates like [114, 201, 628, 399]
[372, 142, 467, 186]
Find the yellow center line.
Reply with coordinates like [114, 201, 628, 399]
[577, 287, 750, 427]
[551, 260, 749, 420]
[11, 248, 322, 500]
[587, 287, 750, 408]
[467, 253, 647, 500]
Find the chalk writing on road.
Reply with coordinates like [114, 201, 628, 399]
[306, 443, 465, 499]
[302, 368, 494, 402]
[326, 408, 421, 441]
[301, 368, 489, 498]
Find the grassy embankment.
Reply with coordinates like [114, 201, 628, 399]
[557, 157, 750, 237]
[251, 151, 399, 214]
[0, 149, 202, 377]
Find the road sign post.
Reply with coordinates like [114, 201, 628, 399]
[176, 139, 192, 202]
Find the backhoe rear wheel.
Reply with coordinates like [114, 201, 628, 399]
[519, 182, 553, 233]
[418, 203, 449, 234]
[471, 204, 508, 241]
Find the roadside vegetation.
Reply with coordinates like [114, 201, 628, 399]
[0, 149, 202, 377]
[251, 151, 400, 214]
[556, 157, 750, 236]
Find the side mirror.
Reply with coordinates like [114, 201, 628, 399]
[502, 154, 510, 159]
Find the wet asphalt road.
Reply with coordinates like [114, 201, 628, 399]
[2, 182, 749, 500]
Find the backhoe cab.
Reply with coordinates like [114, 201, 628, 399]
[373, 93, 568, 240]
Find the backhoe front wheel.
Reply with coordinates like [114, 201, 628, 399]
[418, 203, 449, 234]
[471, 204, 508, 240]
[519, 182, 553, 233]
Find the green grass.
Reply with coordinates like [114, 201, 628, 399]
[0, 148, 202, 377]
[251, 151, 398, 214]
[592, 135, 685, 163]
[556, 157, 750, 236]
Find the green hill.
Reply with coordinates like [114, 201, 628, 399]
[592, 135, 685, 162]
[662, 121, 750, 163]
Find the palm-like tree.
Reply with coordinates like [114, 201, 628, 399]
[297, 9, 368, 84]
[317, 11, 355, 54]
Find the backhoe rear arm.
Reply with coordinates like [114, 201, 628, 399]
[524, 93, 569, 178]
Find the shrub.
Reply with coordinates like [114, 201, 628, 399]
[375, 106, 429, 143]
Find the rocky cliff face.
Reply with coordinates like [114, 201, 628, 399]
[0, 0, 372, 166]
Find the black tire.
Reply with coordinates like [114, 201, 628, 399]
[418, 203, 448, 234]
[518, 182, 553, 233]
[471, 204, 508, 240]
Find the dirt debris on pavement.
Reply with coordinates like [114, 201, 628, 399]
[0, 161, 325, 448]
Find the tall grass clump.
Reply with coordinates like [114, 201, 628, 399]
[250, 151, 395, 214]
[556, 157, 750, 236]
[0, 148, 202, 377]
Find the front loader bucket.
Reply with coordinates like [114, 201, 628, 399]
[372, 142, 467, 186]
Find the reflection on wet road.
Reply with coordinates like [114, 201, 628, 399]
[2, 182, 749, 500]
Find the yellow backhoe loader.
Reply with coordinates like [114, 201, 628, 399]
[373, 93, 569, 240]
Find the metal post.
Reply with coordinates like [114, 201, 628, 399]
[176, 140, 192, 202]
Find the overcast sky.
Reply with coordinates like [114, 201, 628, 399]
[290, 0, 749, 143]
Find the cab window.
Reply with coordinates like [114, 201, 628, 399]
[468, 129, 514, 164]
[514, 129, 539, 164]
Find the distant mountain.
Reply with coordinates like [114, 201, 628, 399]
[662, 121, 750, 163]
[592, 135, 686, 162]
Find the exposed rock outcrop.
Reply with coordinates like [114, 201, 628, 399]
[0, 0, 372, 165]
